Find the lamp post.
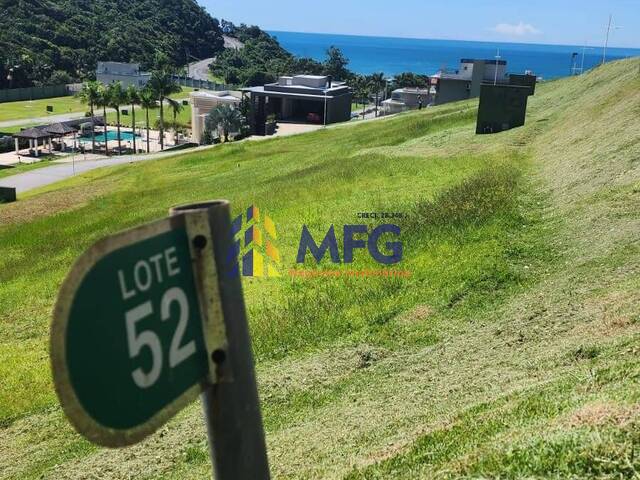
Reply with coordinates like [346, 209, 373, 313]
[494, 49, 501, 85]
[323, 80, 328, 127]
[602, 14, 623, 65]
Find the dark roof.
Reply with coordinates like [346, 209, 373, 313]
[12, 127, 54, 139]
[43, 123, 78, 135]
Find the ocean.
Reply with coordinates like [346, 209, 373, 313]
[269, 30, 640, 80]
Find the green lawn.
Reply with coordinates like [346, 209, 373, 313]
[0, 88, 196, 124]
[0, 96, 86, 122]
[0, 59, 639, 479]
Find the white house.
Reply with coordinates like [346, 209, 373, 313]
[190, 90, 241, 143]
[96, 62, 150, 88]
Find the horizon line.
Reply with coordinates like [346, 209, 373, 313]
[265, 28, 640, 51]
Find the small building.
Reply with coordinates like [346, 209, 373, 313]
[476, 84, 531, 134]
[432, 59, 509, 105]
[382, 87, 432, 114]
[242, 75, 352, 135]
[190, 90, 241, 144]
[96, 62, 151, 88]
[475, 73, 536, 135]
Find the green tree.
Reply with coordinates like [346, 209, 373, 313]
[393, 72, 429, 89]
[148, 68, 181, 150]
[139, 87, 157, 154]
[368, 72, 385, 118]
[96, 83, 111, 156]
[166, 98, 184, 145]
[107, 82, 127, 154]
[352, 75, 371, 119]
[323, 46, 350, 81]
[205, 105, 243, 142]
[77, 80, 101, 152]
[126, 85, 141, 153]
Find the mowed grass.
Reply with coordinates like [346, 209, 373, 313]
[0, 88, 195, 124]
[0, 96, 86, 122]
[1, 59, 639, 479]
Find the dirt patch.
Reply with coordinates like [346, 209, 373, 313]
[0, 184, 111, 226]
[396, 304, 433, 326]
[567, 402, 640, 428]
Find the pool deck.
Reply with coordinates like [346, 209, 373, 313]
[0, 126, 169, 166]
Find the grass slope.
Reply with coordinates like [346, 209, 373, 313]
[0, 59, 639, 479]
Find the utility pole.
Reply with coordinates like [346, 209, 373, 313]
[602, 14, 612, 65]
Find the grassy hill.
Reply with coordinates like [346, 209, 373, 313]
[0, 58, 639, 479]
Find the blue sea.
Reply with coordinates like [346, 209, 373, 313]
[269, 30, 640, 79]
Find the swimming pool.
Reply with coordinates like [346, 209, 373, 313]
[79, 131, 141, 142]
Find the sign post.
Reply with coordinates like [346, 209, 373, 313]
[171, 201, 270, 480]
[50, 200, 270, 479]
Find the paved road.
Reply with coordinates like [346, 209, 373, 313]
[188, 58, 215, 81]
[187, 36, 243, 81]
[0, 146, 213, 194]
[0, 111, 87, 129]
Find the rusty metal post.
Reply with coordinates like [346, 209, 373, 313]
[170, 200, 270, 480]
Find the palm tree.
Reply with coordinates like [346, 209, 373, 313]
[126, 85, 141, 153]
[139, 88, 156, 153]
[148, 69, 181, 150]
[353, 76, 370, 119]
[107, 82, 126, 154]
[77, 81, 101, 152]
[166, 98, 184, 145]
[369, 72, 385, 117]
[205, 105, 243, 142]
[96, 84, 110, 156]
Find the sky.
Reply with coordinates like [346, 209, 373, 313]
[201, 0, 639, 48]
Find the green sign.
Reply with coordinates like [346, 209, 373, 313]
[51, 216, 222, 447]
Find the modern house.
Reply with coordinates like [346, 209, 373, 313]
[241, 75, 352, 135]
[382, 87, 432, 114]
[431, 59, 509, 105]
[96, 62, 150, 88]
[190, 90, 241, 143]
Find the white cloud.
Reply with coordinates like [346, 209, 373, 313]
[492, 22, 541, 37]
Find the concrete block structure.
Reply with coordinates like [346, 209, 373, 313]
[476, 84, 532, 134]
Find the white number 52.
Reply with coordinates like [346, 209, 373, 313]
[125, 287, 196, 389]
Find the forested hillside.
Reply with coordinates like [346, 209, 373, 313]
[0, 0, 225, 87]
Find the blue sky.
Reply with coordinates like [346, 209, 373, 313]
[201, 0, 639, 48]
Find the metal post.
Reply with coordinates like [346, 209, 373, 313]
[602, 14, 612, 65]
[324, 89, 327, 127]
[169, 201, 270, 480]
